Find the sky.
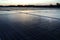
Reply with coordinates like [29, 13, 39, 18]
[0, 0, 60, 5]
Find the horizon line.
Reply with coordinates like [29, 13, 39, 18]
[0, 2, 60, 5]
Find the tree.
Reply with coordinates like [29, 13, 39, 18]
[56, 3, 60, 6]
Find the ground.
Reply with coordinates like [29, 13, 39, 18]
[0, 13, 60, 40]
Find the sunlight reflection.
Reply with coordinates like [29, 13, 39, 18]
[17, 10, 35, 13]
[7, 13, 33, 24]
[46, 18, 53, 22]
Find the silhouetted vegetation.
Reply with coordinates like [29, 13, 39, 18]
[0, 3, 60, 8]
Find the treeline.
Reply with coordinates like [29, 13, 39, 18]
[0, 3, 60, 8]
